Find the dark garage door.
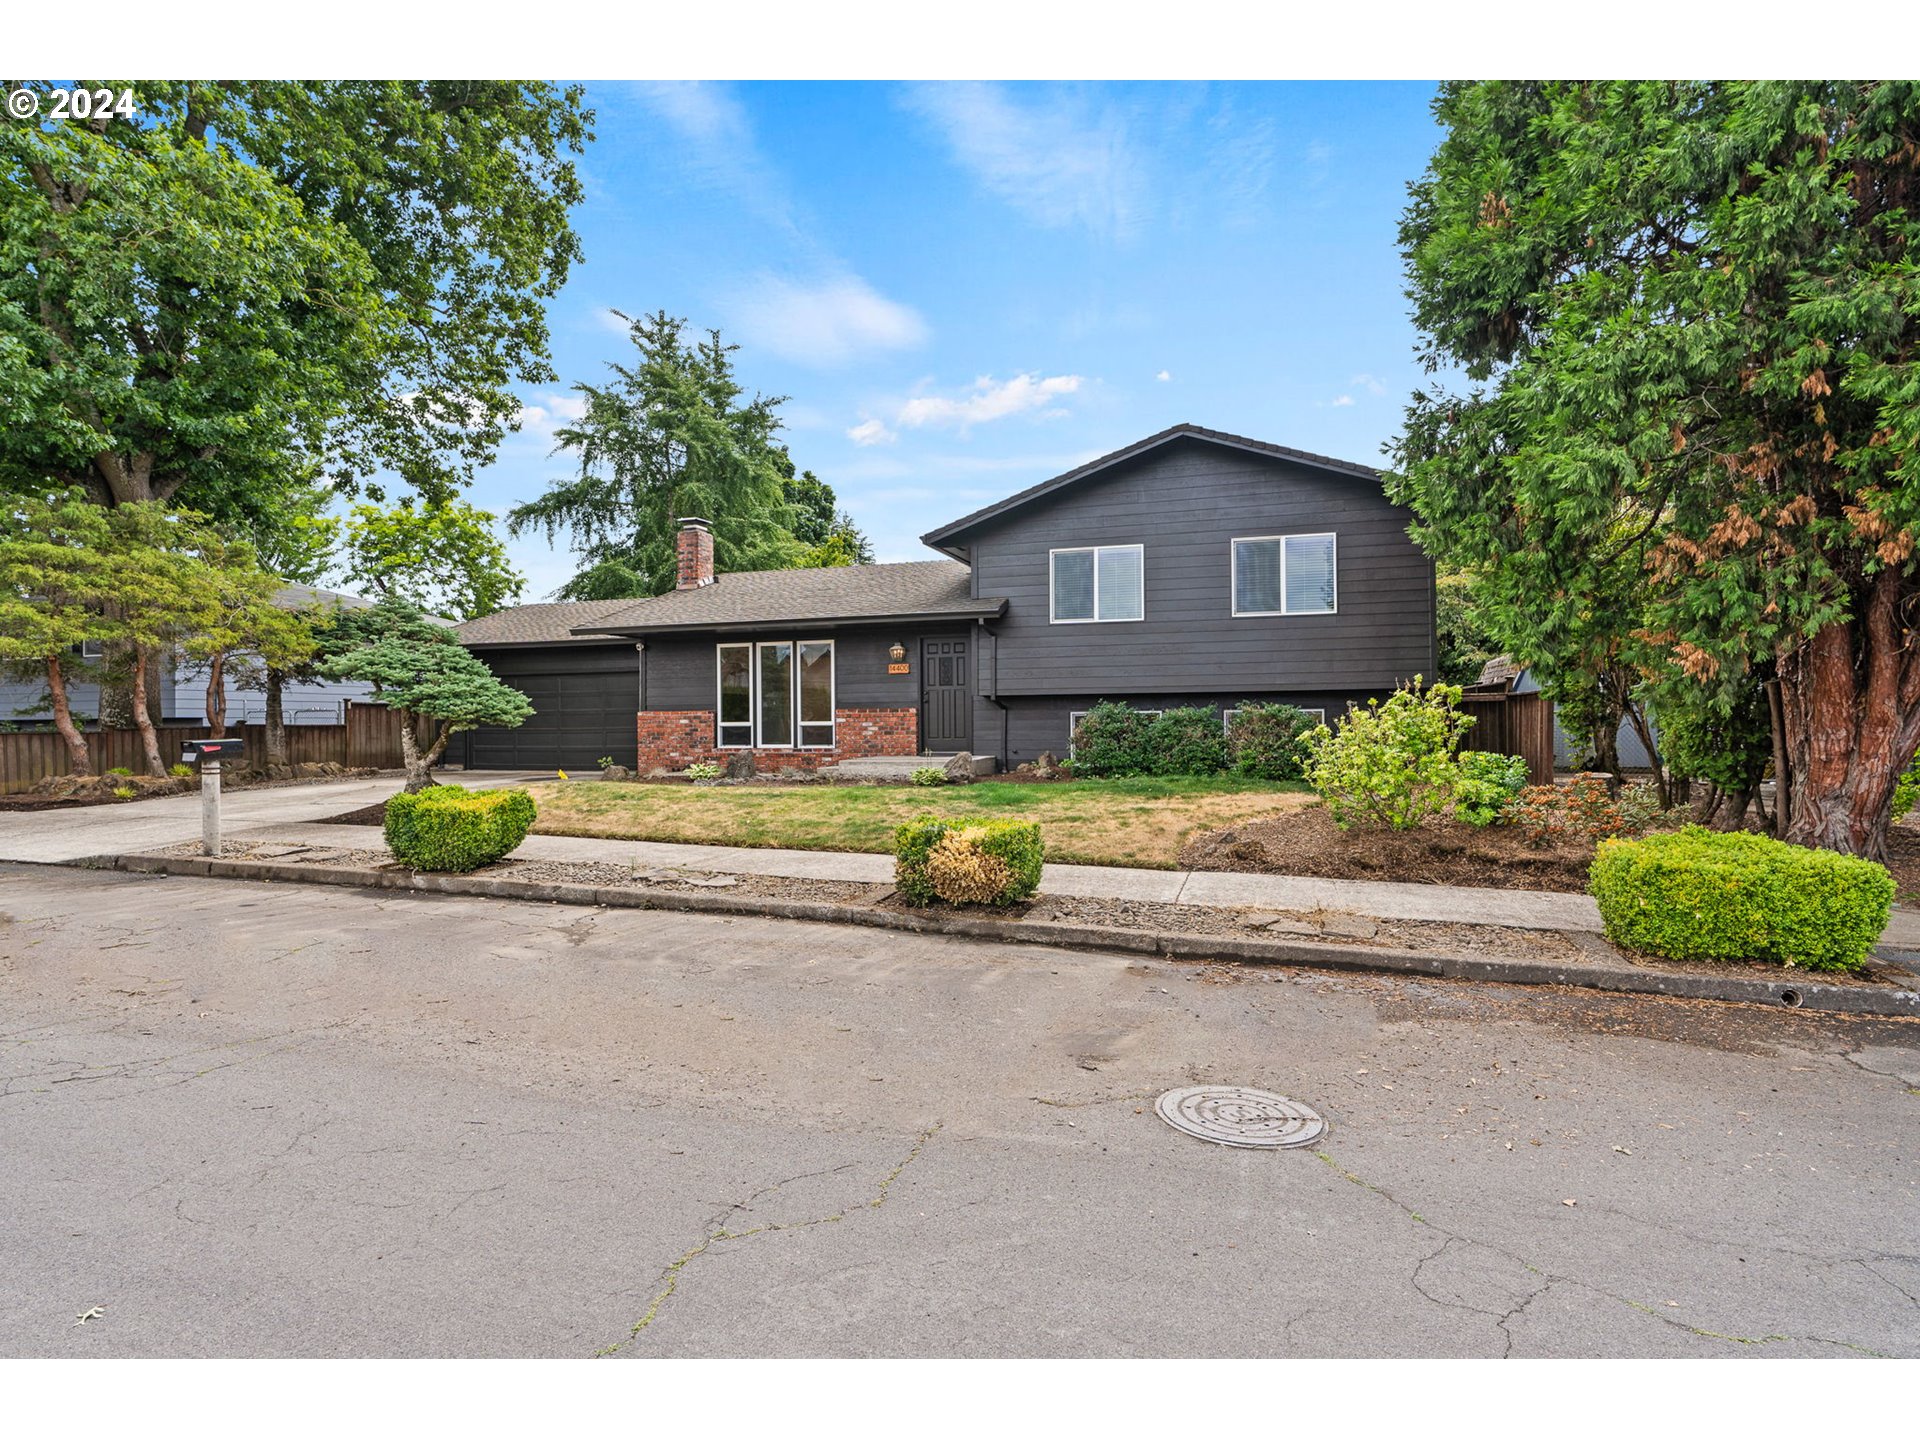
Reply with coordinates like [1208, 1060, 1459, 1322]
[462, 645, 638, 773]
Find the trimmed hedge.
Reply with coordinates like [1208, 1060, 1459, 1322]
[1070, 701, 1155, 777]
[894, 814, 1043, 906]
[1145, 706, 1229, 776]
[384, 784, 537, 873]
[1589, 826, 1893, 972]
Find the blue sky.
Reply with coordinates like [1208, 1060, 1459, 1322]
[474, 81, 1444, 598]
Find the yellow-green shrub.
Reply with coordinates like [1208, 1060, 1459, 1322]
[894, 815, 1042, 906]
[384, 784, 536, 872]
[1589, 827, 1892, 972]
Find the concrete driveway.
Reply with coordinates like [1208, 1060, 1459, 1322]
[0, 771, 548, 864]
[2, 863, 1914, 1357]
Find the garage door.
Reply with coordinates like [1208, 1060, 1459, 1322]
[462, 645, 638, 773]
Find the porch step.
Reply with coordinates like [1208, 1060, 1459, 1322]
[818, 753, 997, 780]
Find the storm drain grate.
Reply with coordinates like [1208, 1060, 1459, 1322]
[1155, 1085, 1326, 1150]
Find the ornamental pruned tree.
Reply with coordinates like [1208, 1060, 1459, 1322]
[0, 491, 115, 775]
[508, 311, 805, 597]
[1392, 80, 1920, 858]
[318, 599, 533, 792]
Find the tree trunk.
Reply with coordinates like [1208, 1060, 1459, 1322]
[1766, 678, 1790, 840]
[264, 666, 289, 776]
[399, 712, 444, 793]
[1778, 572, 1920, 860]
[1590, 717, 1623, 793]
[1622, 699, 1668, 807]
[129, 645, 166, 776]
[204, 652, 227, 737]
[98, 636, 135, 729]
[44, 653, 93, 776]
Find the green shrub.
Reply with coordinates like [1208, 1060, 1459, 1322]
[112, 785, 136, 799]
[1070, 701, 1156, 777]
[384, 784, 537, 873]
[1590, 827, 1892, 972]
[684, 761, 722, 781]
[106, 766, 133, 777]
[894, 814, 1043, 906]
[1453, 751, 1529, 826]
[1301, 678, 1474, 830]
[169, 762, 194, 779]
[1227, 702, 1317, 781]
[1145, 706, 1229, 776]
[911, 767, 948, 787]
[596, 755, 615, 771]
[1893, 750, 1920, 820]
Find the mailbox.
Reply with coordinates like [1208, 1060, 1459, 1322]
[181, 736, 246, 765]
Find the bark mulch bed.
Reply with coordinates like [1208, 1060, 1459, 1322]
[1881, 825, 1920, 905]
[1179, 803, 1601, 894]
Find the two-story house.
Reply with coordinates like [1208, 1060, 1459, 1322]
[454, 424, 1438, 773]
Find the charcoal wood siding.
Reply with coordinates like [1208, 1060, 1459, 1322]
[960, 437, 1435, 696]
[462, 643, 639, 771]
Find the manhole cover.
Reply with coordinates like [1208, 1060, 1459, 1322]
[1154, 1085, 1326, 1150]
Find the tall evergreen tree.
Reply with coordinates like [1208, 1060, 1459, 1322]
[509, 311, 806, 598]
[1392, 81, 1920, 857]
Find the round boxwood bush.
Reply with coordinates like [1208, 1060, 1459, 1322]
[894, 814, 1043, 906]
[384, 784, 537, 873]
[1589, 826, 1893, 972]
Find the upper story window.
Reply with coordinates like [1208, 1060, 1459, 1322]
[1232, 533, 1337, 616]
[1051, 544, 1144, 624]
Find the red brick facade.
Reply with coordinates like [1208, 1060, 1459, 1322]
[635, 706, 919, 773]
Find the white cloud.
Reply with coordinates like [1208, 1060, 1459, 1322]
[513, 392, 589, 441]
[902, 82, 1145, 239]
[1349, 372, 1387, 396]
[631, 81, 796, 234]
[1328, 394, 1356, 408]
[729, 273, 928, 367]
[596, 307, 634, 334]
[846, 418, 896, 447]
[1156, 369, 1172, 382]
[895, 373, 1084, 432]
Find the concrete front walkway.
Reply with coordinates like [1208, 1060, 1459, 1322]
[0, 770, 550, 865]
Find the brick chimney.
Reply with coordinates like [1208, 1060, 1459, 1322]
[675, 517, 715, 589]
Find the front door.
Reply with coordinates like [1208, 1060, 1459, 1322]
[921, 637, 972, 753]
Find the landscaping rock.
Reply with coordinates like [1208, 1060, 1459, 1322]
[1320, 913, 1380, 940]
[600, 765, 633, 782]
[943, 752, 976, 784]
[1033, 750, 1059, 778]
[725, 750, 756, 780]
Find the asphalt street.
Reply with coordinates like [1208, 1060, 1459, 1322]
[2, 862, 1915, 1357]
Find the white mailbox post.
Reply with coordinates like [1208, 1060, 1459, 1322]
[181, 737, 246, 857]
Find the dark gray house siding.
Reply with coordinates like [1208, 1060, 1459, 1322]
[945, 436, 1434, 699]
[460, 642, 639, 773]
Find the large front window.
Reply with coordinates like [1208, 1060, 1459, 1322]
[1051, 544, 1144, 623]
[1232, 533, 1337, 616]
[717, 640, 835, 748]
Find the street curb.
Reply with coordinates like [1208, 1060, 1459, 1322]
[103, 853, 1920, 1019]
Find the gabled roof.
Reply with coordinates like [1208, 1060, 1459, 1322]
[577, 559, 1005, 637]
[918, 422, 1384, 558]
[457, 599, 656, 648]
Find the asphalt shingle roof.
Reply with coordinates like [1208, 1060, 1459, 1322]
[456, 562, 1004, 646]
[456, 599, 656, 647]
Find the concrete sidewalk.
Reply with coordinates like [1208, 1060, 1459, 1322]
[0, 770, 550, 865]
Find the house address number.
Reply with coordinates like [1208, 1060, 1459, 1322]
[888, 662, 910, 674]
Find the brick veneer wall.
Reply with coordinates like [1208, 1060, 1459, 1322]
[635, 707, 918, 773]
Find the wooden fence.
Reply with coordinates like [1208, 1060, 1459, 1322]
[1458, 691, 1556, 787]
[0, 701, 408, 795]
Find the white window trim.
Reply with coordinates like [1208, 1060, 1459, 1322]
[1050, 544, 1146, 625]
[715, 639, 836, 750]
[1230, 532, 1338, 617]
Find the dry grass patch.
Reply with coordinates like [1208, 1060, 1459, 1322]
[526, 776, 1311, 869]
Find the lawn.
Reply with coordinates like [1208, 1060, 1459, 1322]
[526, 775, 1312, 869]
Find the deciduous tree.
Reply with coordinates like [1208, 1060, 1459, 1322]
[340, 499, 525, 621]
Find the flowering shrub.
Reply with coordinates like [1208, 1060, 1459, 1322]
[1505, 777, 1667, 846]
[1300, 678, 1475, 830]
